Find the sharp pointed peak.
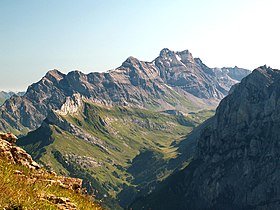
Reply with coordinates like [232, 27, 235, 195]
[257, 65, 271, 70]
[120, 56, 141, 68]
[44, 69, 65, 81]
[46, 69, 63, 75]
[159, 48, 174, 57]
[67, 70, 85, 76]
[125, 56, 139, 62]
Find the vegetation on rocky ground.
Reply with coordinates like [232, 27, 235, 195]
[0, 159, 102, 209]
[18, 102, 214, 208]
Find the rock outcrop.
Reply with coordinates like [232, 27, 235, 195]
[0, 133, 40, 170]
[0, 132, 102, 209]
[0, 91, 24, 105]
[132, 66, 280, 210]
[0, 132, 18, 144]
[0, 132, 82, 192]
[41, 194, 77, 210]
[0, 49, 250, 134]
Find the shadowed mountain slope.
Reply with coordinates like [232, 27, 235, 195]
[131, 66, 280, 210]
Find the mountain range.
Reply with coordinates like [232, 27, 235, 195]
[0, 48, 250, 135]
[0, 48, 252, 209]
[0, 91, 24, 105]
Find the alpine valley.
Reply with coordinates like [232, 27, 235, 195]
[0, 49, 251, 209]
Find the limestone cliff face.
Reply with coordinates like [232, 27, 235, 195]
[192, 66, 280, 209]
[132, 66, 280, 210]
[0, 49, 250, 134]
[55, 93, 84, 116]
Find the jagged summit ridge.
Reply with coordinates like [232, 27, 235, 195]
[0, 48, 250, 133]
[158, 48, 194, 65]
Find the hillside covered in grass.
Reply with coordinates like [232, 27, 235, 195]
[0, 133, 102, 210]
[0, 160, 102, 209]
[18, 99, 214, 208]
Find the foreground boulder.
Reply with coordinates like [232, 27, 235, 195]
[0, 132, 18, 144]
[0, 133, 39, 170]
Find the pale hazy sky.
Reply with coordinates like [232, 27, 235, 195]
[1, 0, 280, 91]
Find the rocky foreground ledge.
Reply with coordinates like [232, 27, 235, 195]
[0, 132, 41, 170]
[0, 132, 99, 210]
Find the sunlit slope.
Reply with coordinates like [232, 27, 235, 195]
[18, 102, 214, 208]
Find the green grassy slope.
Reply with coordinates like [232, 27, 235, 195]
[0, 159, 102, 209]
[18, 102, 214, 208]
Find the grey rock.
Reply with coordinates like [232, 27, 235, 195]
[0, 91, 24, 105]
[0, 133, 40, 170]
[134, 66, 280, 210]
[0, 49, 250, 134]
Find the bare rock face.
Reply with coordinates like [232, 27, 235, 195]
[0, 49, 250, 134]
[0, 91, 25, 105]
[56, 176, 83, 192]
[0, 132, 83, 193]
[135, 66, 280, 210]
[190, 66, 280, 209]
[0, 132, 18, 144]
[55, 93, 84, 116]
[155, 49, 229, 99]
[0, 133, 40, 170]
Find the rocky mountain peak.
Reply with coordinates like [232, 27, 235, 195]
[159, 48, 178, 61]
[65, 70, 88, 84]
[121, 56, 141, 68]
[0, 49, 251, 134]
[177, 49, 195, 63]
[252, 65, 276, 79]
[67, 70, 85, 77]
[45, 69, 65, 82]
[159, 48, 172, 57]
[159, 48, 194, 64]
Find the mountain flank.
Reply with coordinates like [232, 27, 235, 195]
[0, 91, 24, 105]
[17, 98, 213, 209]
[131, 66, 280, 210]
